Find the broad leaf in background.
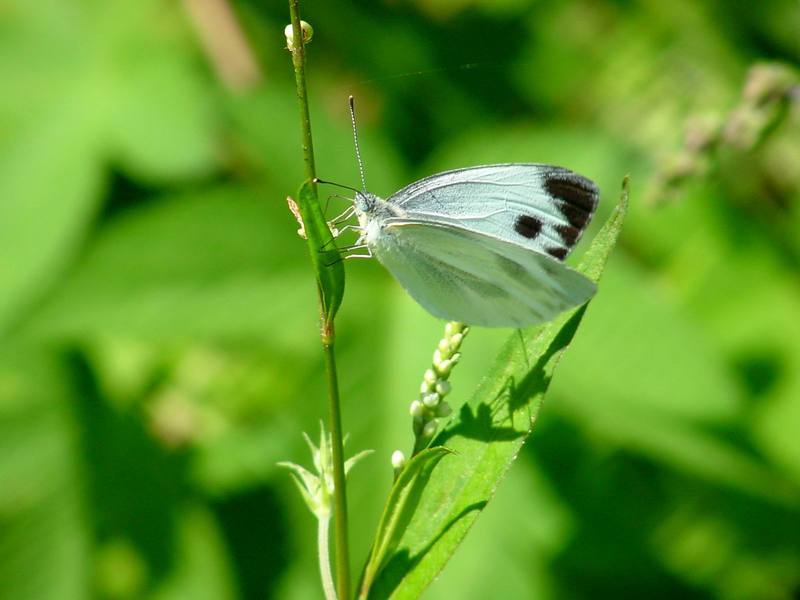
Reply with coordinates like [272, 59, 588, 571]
[0, 0, 217, 335]
[364, 181, 628, 599]
[0, 349, 89, 600]
[21, 187, 317, 350]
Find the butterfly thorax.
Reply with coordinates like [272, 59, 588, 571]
[353, 192, 405, 247]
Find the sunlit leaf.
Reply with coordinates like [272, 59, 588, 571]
[364, 180, 628, 599]
[359, 446, 453, 598]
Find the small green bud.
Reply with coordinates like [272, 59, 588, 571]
[422, 421, 438, 439]
[435, 402, 452, 418]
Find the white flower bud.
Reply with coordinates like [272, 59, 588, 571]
[432, 349, 443, 367]
[449, 332, 463, 349]
[420, 380, 434, 394]
[445, 322, 456, 337]
[409, 400, 424, 418]
[391, 450, 406, 470]
[423, 368, 437, 385]
[438, 338, 450, 353]
[435, 379, 451, 396]
[284, 21, 314, 50]
[422, 392, 440, 408]
[436, 359, 452, 377]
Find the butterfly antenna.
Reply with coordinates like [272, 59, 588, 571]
[314, 178, 361, 195]
[349, 95, 367, 191]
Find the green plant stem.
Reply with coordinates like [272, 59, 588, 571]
[318, 516, 337, 600]
[288, 2, 351, 598]
[288, 2, 316, 194]
[323, 336, 350, 599]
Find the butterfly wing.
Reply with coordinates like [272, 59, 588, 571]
[388, 164, 599, 261]
[371, 220, 596, 327]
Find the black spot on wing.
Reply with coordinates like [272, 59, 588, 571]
[514, 214, 542, 239]
[555, 224, 580, 247]
[546, 247, 568, 261]
[544, 172, 599, 231]
[559, 202, 590, 230]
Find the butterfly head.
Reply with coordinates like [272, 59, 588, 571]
[353, 191, 399, 244]
[353, 190, 378, 214]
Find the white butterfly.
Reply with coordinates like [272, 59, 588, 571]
[328, 101, 600, 328]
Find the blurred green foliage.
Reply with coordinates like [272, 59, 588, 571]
[1, 1, 799, 599]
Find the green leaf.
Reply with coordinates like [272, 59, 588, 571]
[359, 447, 453, 599]
[0, 348, 90, 600]
[365, 179, 629, 599]
[0, 0, 219, 335]
[295, 181, 345, 322]
[22, 187, 319, 349]
[0, 109, 102, 336]
[149, 506, 237, 600]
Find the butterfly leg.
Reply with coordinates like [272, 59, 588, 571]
[333, 224, 363, 237]
[322, 244, 371, 266]
[320, 224, 364, 250]
[343, 246, 372, 260]
[337, 243, 372, 260]
[327, 204, 356, 225]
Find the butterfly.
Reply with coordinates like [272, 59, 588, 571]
[326, 100, 600, 328]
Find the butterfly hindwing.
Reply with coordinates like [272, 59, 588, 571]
[372, 220, 596, 327]
[387, 164, 599, 261]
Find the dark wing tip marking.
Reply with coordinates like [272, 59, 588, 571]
[555, 224, 580, 246]
[514, 214, 543, 239]
[544, 171, 599, 231]
[547, 246, 568, 260]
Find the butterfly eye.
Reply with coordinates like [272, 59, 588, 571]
[514, 215, 543, 239]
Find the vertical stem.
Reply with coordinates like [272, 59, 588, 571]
[323, 338, 350, 599]
[288, 2, 351, 598]
[318, 516, 337, 600]
[288, 0, 316, 194]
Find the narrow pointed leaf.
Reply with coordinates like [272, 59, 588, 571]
[367, 179, 629, 599]
[359, 447, 454, 599]
[295, 181, 345, 320]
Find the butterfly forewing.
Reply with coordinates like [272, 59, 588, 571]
[387, 164, 599, 261]
[372, 221, 597, 327]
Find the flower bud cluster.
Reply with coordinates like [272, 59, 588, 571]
[410, 322, 469, 452]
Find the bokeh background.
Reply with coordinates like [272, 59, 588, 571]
[2, 1, 800, 599]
